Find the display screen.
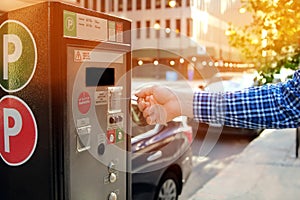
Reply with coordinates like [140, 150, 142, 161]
[86, 67, 115, 86]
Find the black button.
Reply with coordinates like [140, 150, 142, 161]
[98, 143, 105, 156]
[109, 117, 115, 124]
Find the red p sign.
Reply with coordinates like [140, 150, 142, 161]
[0, 95, 38, 166]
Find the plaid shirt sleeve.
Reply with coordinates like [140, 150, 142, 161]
[193, 70, 300, 129]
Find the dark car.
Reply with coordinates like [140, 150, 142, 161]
[131, 102, 193, 200]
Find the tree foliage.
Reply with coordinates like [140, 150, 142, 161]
[227, 0, 300, 85]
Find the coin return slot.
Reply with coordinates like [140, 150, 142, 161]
[76, 125, 91, 152]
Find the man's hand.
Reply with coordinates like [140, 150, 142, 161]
[135, 85, 182, 125]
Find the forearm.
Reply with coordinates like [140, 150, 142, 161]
[193, 74, 300, 129]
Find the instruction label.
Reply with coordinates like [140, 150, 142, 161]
[64, 10, 108, 42]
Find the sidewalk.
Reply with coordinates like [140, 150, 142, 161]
[189, 129, 300, 200]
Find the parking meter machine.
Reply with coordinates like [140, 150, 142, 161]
[0, 1, 131, 200]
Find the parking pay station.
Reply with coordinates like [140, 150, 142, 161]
[0, 1, 131, 200]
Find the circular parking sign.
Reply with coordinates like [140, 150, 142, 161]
[0, 20, 37, 92]
[0, 95, 38, 166]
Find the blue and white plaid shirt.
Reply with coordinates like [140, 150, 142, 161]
[193, 70, 300, 129]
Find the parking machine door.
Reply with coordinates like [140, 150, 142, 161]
[66, 46, 131, 199]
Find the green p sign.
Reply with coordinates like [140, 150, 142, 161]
[64, 10, 77, 38]
[0, 20, 37, 92]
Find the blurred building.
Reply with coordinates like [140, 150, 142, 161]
[0, 0, 253, 78]
[74, 0, 254, 79]
[75, 0, 251, 62]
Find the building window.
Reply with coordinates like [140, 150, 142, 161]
[165, 19, 171, 38]
[190, 0, 194, 7]
[186, 0, 190, 7]
[101, 0, 105, 12]
[166, 0, 182, 8]
[146, 20, 151, 38]
[187, 18, 193, 37]
[93, 0, 97, 10]
[155, 20, 160, 38]
[127, 0, 132, 11]
[136, 21, 141, 39]
[155, 0, 161, 9]
[84, 0, 88, 8]
[197, 21, 201, 40]
[109, 0, 115, 12]
[146, 0, 151, 9]
[137, 0, 142, 10]
[176, 19, 181, 37]
[176, 0, 182, 7]
[166, 0, 171, 8]
[118, 0, 123, 11]
[198, 0, 205, 10]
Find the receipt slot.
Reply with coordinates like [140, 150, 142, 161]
[0, 2, 131, 200]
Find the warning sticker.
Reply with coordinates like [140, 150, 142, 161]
[74, 50, 91, 62]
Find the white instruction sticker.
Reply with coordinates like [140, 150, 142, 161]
[64, 10, 108, 42]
